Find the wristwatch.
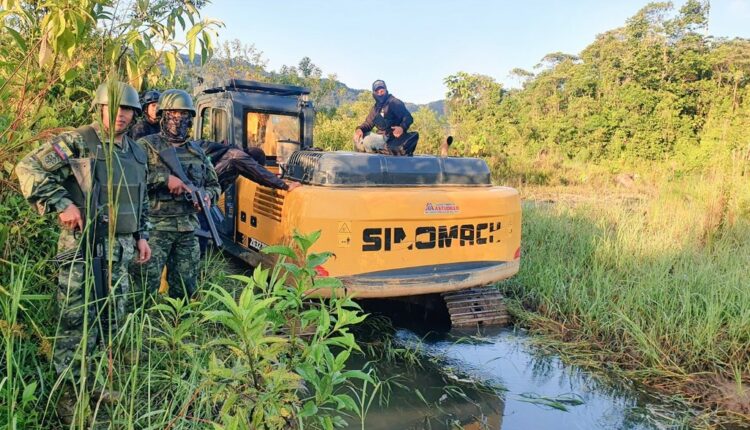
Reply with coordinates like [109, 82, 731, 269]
[134, 232, 150, 241]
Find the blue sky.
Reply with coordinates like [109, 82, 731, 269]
[198, 0, 750, 104]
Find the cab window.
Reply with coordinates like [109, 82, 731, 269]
[245, 111, 300, 155]
[199, 107, 228, 142]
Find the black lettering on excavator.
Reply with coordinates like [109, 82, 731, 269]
[476, 223, 488, 245]
[363, 227, 407, 251]
[438, 225, 458, 248]
[415, 227, 436, 249]
[460, 224, 474, 246]
[362, 221, 502, 252]
[489, 221, 501, 243]
[362, 228, 381, 251]
[394, 227, 407, 247]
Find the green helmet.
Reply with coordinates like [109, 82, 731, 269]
[92, 81, 141, 114]
[157, 89, 196, 116]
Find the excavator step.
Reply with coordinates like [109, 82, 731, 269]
[442, 287, 510, 327]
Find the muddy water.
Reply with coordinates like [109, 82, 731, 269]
[353, 327, 694, 430]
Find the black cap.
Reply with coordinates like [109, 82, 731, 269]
[372, 79, 387, 92]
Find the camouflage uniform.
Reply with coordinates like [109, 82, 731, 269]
[135, 133, 220, 299]
[15, 125, 149, 381]
[130, 117, 161, 140]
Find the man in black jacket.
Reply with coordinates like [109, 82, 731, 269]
[353, 80, 418, 155]
[196, 141, 300, 255]
[199, 140, 300, 192]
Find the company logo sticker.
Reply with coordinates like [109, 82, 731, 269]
[424, 202, 459, 215]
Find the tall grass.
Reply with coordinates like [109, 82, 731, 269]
[501, 173, 750, 421]
[1, 231, 372, 429]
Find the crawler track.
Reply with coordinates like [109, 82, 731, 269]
[442, 286, 510, 327]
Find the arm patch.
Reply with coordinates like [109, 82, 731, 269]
[35, 144, 67, 171]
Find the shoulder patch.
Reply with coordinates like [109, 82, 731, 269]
[36, 136, 75, 171]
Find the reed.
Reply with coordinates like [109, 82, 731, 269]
[501, 174, 750, 423]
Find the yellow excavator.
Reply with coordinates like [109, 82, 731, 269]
[194, 80, 521, 327]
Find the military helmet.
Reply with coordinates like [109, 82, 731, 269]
[157, 89, 196, 116]
[141, 90, 161, 109]
[93, 81, 141, 114]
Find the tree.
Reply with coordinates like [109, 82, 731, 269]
[196, 39, 268, 85]
[444, 72, 504, 156]
[0, 0, 222, 172]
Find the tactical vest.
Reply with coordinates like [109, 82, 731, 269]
[149, 136, 209, 217]
[64, 126, 147, 234]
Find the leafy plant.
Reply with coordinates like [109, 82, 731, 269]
[200, 230, 371, 429]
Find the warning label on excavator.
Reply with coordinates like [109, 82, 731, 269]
[337, 221, 352, 248]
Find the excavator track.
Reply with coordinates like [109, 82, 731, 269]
[442, 286, 510, 327]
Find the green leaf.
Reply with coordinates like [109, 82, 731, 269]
[414, 388, 428, 405]
[261, 245, 296, 258]
[60, 67, 78, 83]
[323, 334, 355, 349]
[312, 277, 342, 289]
[316, 309, 331, 335]
[342, 370, 373, 383]
[21, 381, 37, 406]
[281, 263, 302, 277]
[6, 27, 26, 51]
[333, 393, 358, 412]
[295, 363, 317, 382]
[306, 252, 332, 268]
[227, 274, 253, 285]
[293, 229, 321, 253]
[299, 401, 318, 417]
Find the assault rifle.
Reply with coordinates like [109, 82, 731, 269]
[158, 147, 223, 247]
[52, 160, 108, 328]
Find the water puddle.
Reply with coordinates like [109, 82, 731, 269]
[350, 326, 694, 429]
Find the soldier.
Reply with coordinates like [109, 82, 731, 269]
[135, 89, 220, 299]
[130, 89, 161, 140]
[15, 81, 151, 424]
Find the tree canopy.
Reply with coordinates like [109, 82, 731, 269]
[442, 1, 750, 171]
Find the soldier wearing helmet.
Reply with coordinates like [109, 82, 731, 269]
[131, 89, 161, 140]
[133, 89, 220, 300]
[15, 80, 152, 424]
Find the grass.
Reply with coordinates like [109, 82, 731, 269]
[499, 172, 750, 425]
[0, 231, 373, 429]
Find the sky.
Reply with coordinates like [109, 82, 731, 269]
[197, 0, 750, 104]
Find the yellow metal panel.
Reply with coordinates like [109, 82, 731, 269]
[234, 183, 520, 278]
